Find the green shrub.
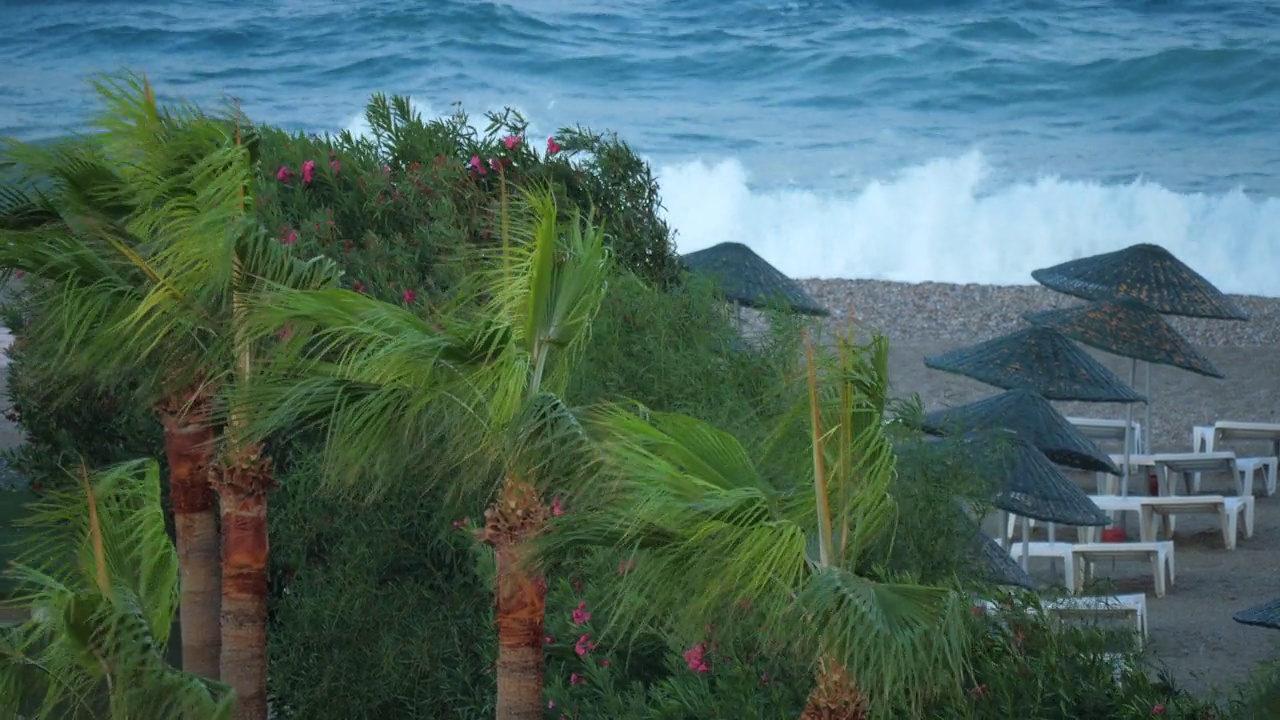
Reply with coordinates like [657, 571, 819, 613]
[253, 94, 685, 301]
[0, 282, 162, 491]
[263, 269, 809, 719]
[567, 272, 804, 436]
[539, 554, 813, 719]
[266, 458, 495, 719]
[920, 591, 1220, 720]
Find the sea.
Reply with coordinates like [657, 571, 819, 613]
[2, 0, 1278, 296]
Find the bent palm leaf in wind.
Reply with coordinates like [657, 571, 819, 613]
[0, 80, 234, 681]
[0, 459, 234, 719]
[240, 182, 611, 720]
[1, 71, 342, 720]
[563, 331, 968, 720]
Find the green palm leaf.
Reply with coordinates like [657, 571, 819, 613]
[240, 182, 611, 498]
[546, 331, 969, 718]
[1, 459, 234, 719]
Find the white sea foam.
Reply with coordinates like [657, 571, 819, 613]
[345, 107, 1280, 298]
[657, 151, 1280, 297]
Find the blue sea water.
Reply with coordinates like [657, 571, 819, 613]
[2, 0, 1278, 295]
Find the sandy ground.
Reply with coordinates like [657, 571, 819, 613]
[890, 340, 1280, 697]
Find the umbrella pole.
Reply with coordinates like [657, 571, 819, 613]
[1121, 358, 1137, 499]
[1021, 515, 1030, 572]
[1143, 361, 1153, 453]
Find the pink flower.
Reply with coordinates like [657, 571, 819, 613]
[1151, 705, 1165, 716]
[684, 643, 710, 673]
[571, 601, 590, 626]
[618, 558, 637, 576]
[546, 136, 562, 155]
[468, 155, 487, 176]
[353, 280, 367, 294]
[601, 659, 610, 667]
[383, 165, 391, 174]
[551, 497, 565, 516]
[574, 633, 596, 656]
[452, 518, 469, 529]
[280, 228, 298, 245]
[402, 288, 417, 304]
[277, 325, 292, 342]
[302, 160, 316, 185]
[547, 700, 555, 709]
[570, 673, 585, 686]
[504, 135, 522, 149]
[330, 159, 341, 173]
[276, 165, 293, 183]
[544, 635, 554, 644]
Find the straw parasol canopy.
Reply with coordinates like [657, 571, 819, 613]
[1024, 298, 1223, 378]
[921, 389, 1120, 475]
[1030, 243, 1249, 321]
[968, 524, 1035, 589]
[681, 242, 829, 316]
[953, 432, 1109, 527]
[923, 327, 1146, 404]
[1233, 597, 1280, 630]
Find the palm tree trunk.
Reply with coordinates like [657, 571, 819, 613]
[212, 447, 275, 720]
[483, 476, 550, 720]
[799, 658, 868, 720]
[157, 389, 220, 680]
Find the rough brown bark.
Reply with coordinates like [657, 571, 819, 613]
[157, 389, 221, 680]
[482, 477, 551, 720]
[799, 659, 869, 720]
[213, 447, 275, 720]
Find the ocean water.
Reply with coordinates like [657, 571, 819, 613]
[2, 0, 1278, 295]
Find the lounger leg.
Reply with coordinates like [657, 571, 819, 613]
[1151, 553, 1166, 598]
[1063, 554, 1076, 594]
[1222, 509, 1238, 550]
[1245, 498, 1255, 537]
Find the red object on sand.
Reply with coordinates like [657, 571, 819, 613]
[1101, 527, 1127, 543]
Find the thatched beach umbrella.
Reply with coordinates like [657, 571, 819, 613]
[681, 242, 829, 317]
[968, 523, 1035, 590]
[923, 327, 1146, 404]
[1233, 597, 1280, 630]
[1031, 243, 1247, 450]
[953, 432, 1109, 570]
[921, 389, 1120, 476]
[1025, 297, 1225, 486]
[1030, 243, 1249, 322]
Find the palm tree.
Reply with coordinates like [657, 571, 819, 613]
[552, 331, 971, 719]
[241, 181, 611, 719]
[0, 458, 235, 719]
[0, 85, 230, 679]
[0, 71, 342, 719]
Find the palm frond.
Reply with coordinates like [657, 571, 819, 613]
[541, 335, 971, 717]
[468, 183, 612, 422]
[794, 567, 968, 716]
[586, 402, 772, 496]
[233, 285, 488, 494]
[2, 458, 234, 718]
